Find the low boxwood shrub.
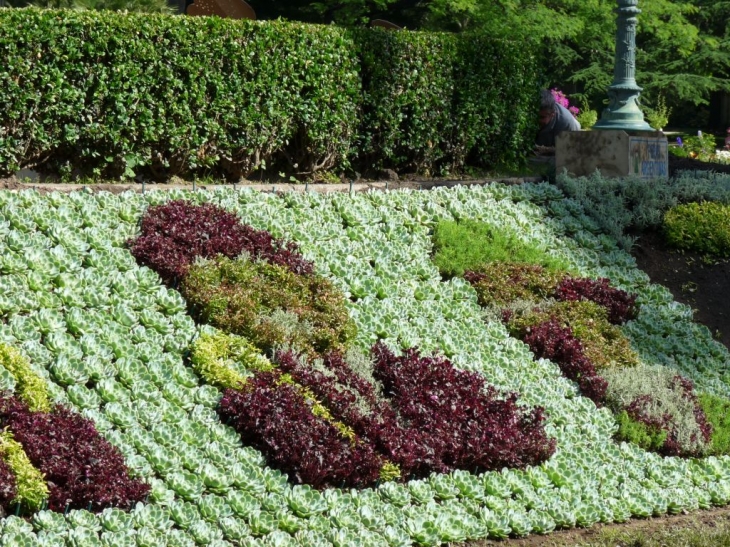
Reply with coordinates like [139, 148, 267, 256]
[433, 221, 570, 279]
[663, 201, 730, 257]
[128, 200, 313, 284]
[182, 255, 356, 356]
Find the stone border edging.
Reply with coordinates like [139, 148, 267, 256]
[0, 177, 542, 195]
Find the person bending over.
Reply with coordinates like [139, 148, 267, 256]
[535, 89, 581, 153]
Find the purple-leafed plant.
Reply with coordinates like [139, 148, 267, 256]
[555, 276, 638, 324]
[0, 397, 149, 512]
[217, 371, 383, 488]
[273, 349, 435, 477]
[521, 319, 608, 404]
[128, 200, 313, 283]
[0, 458, 17, 512]
[371, 342, 556, 473]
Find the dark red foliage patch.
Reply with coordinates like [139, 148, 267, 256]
[556, 277, 638, 324]
[0, 458, 17, 512]
[522, 319, 608, 404]
[128, 200, 313, 283]
[371, 342, 556, 473]
[273, 349, 436, 477]
[217, 371, 383, 489]
[0, 397, 149, 512]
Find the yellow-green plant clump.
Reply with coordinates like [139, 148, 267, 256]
[0, 343, 51, 412]
[0, 431, 48, 511]
[432, 220, 571, 279]
[190, 331, 274, 390]
[664, 201, 730, 257]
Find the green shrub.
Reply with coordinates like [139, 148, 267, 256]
[0, 343, 51, 412]
[432, 220, 570, 279]
[0, 9, 360, 180]
[663, 201, 730, 257]
[506, 300, 640, 369]
[182, 255, 356, 356]
[699, 393, 730, 456]
[355, 30, 539, 175]
[5, 0, 172, 12]
[614, 410, 668, 452]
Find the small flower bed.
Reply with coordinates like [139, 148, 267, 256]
[130, 201, 556, 489]
[433, 219, 719, 458]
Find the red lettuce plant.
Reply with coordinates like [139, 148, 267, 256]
[217, 371, 383, 488]
[521, 320, 608, 404]
[371, 342, 556, 473]
[0, 397, 149, 512]
[128, 200, 313, 283]
[0, 458, 17, 512]
[273, 349, 435, 477]
[556, 277, 638, 324]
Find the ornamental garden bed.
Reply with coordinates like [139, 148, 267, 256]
[0, 180, 730, 547]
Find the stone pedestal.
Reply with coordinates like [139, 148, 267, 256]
[555, 130, 668, 179]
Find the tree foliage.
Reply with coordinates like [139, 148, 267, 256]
[287, 0, 730, 125]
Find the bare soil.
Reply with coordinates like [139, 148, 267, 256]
[460, 505, 730, 546]
[632, 230, 730, 350]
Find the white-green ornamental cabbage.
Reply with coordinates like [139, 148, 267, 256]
[1, 183, 730, 544]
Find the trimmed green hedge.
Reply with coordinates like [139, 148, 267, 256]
[355, 31, 539, 175]
[0, 8, 540, 180]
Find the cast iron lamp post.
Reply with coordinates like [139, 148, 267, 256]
[593, 0, 653, 131]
